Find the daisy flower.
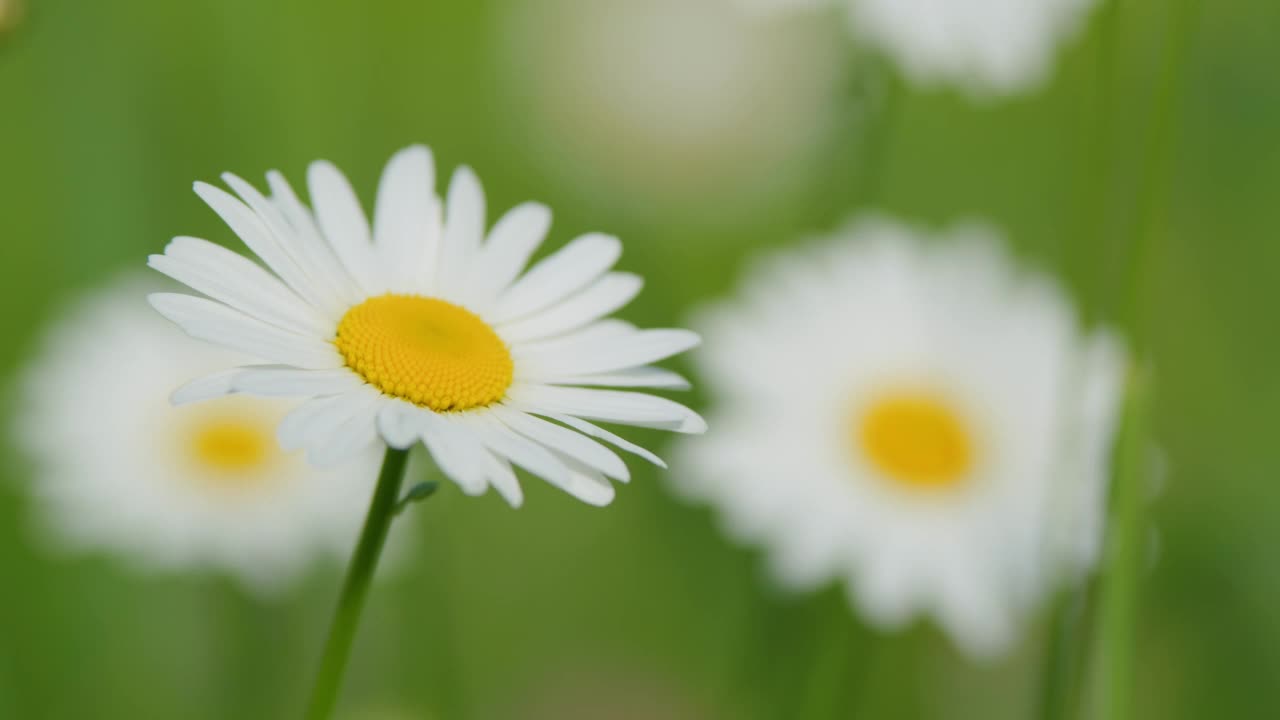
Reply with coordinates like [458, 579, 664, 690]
[498, 0, 844, 220]
[146, 145, 704, 509]
[13, 276, 382, 594]
[674, 217, 1125, 656]
[743, 0, 1099, 95]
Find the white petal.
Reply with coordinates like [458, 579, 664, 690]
[277, 393, 363, 451]
[460, 413, 572, 490]
[516, 328, 700, 378]
[491, 405, 628, 481]
[489, 233, 621, 324]
[543, 413, 667, 469]
[307, 160, 383, 296]
[170, 369, 241, 405]
[148, 293, 342, 369]
[192, 182, 331, 314]
[554, 458, 616, 507]
[420, 415, 490, 496]
[464, 202, 552, 310]
[531, 367, 691, 390]
[497, 273, 642, 343]
[481, 451, 524, 508]
[372, 145, 440, 294]
[220, 173, 351, 319]
[265, 169, 362, 310]
[438, 166, 485, 299]
[508, 384, 706, 433]
[516, 319, 635, 355]
[149, 236, 330, 336]
[306, 393, 383, 467]
[376, 400, 428, 450]
[230, 367, 364, 397]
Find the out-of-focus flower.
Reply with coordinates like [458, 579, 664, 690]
[498, 0, 846, 223]
[0, 0, 24, 39]
[743, 0, 1098, 95]
[674, 217, 1125, 657]
[13, 276, 382, 595]
[147, 145, 704, 509]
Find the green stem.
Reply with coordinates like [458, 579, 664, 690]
[1039, 585, 1088, 720]
[1098, 366, 1149, 720]
[1096, 1, 1199, 718]
[303, 447, 412, 720]
[1121, 0, 1201, 339]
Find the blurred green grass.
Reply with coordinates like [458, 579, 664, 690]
[1, 0, 1278, 718]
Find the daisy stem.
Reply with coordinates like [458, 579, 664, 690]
[303, 447, 412, 720]
[1038, 584, 1089, 720]
[1098, 0, 1199, 717]
[1098, 364, 1149, 720]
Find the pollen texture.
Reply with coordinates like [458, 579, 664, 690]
[335, 294, 514, 412]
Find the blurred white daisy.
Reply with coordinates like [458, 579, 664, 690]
[13, 276, 382, 595]
[147, 145, 703, 509]
[0, 0, 23, 37]
[498, 0, 846, 223]
[674, 217, 1124, 656]
[744, 0, 1098, 95]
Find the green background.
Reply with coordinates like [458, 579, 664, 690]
[1, 0, 1276, 717]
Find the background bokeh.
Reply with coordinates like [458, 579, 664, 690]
[1, 0, 1277, 718]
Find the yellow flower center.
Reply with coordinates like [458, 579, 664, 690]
[335, 294, 514, 412]
[855, 390, 974, 490]
[192, 420, 274, 472]
[179, 400, 286, 490]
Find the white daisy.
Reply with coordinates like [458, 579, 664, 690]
[498, 0, 845, 221]
[146, 145, 704, 509]
[13, 275, 383, 595]
[674, 217, 1124, 657]
[743, 0, 1098, 95]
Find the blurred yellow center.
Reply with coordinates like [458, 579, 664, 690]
[191, 420, 274, 473]
[335, 294, 514, 412]
[856, 391, 973, 489]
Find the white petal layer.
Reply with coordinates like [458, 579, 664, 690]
[151, 146, 700, 509]
[463, 202, 552, 310]
[534, 367, 691, 390]
[492, 405, 628, 481]
[497, 273, 643, 343]
[438, 166, 485, 299]
[373, 145, 440, 294]
[509, 384, 706, 434]
[490, 232, 621, 323]
[672, 215, 1125, 658]
[546, 413, 667, 469]
[516, 328, 700, 379]
[307, 160, 382, 297]
[149, 236, 329, 336]
[148, 293, 341, 370]
[230, 368, 364, 397]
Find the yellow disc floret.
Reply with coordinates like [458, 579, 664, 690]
[181, 399, 285, 489]
[335, 294, 514, 412]
[192, 420, 274, 473]
[855, 390, 975, 490]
